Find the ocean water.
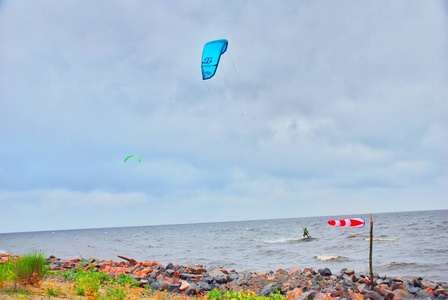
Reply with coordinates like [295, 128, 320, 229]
[1, 210, 447, 282]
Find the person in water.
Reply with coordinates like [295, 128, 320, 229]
[303, 227, 310, 238]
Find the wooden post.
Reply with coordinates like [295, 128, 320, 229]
[369, 213, 374, 290]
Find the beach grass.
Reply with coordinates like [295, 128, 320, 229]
[12, 251, 47, 286]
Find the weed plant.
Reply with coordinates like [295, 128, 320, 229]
[72, 269, 106, 296]
[43, 279, 62, 297]
[0, 259, 14, 287]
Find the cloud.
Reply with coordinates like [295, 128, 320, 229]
[0, 0, 447, 233]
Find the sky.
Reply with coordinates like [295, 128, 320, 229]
[0, 0, 447, 233]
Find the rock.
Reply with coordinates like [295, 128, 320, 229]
[209, 268, 229, 284]
[190, 267, 207, 274]
[303, 291, 317, 300]
[49, 262, 60, 270]
[166, 262, 174, 269]
[412, 278, 422, 288]
[319, 268, 332, 277]
[343, 278, 354, 286]
[259, 282, 280, 297]
[435, 288, 447, 297]
[421, 280, 438, 290]
[374, 285, 386, 296]
[185, 283, 199, 295]
[384, 292, 394, 300]
[179, 281, 190, 291]
[208, 268, 225, 278]
[392, 289, 413, 300]
[150, 282, 159, 290]
[358, 278, 371, 285]
[344, 269, 355, 276]
[287, 287, 303, 300]
[196, 281, 213, 291]
[366, 291, 382, 300]
[416, 289, 433, 298]
[289, 267, 299, 275]
[277, 268, 289, 275]
[167, 283, 180, 292]
[357, 283, 367, 293]
[330, 290, 345, 298]
[406, 286, 421, 294]
[234, 278, 248, 286]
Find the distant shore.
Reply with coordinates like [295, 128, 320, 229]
[2, 253, 447, 299]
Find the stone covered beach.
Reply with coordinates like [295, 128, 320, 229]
[2, 253, 446, 299]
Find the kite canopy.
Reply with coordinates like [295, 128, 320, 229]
[328, 218, 365, 227]
[124, 154, 141, 163]
[201, 39, 228, 80]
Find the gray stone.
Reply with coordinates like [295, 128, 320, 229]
[149, 271, 158, 280]
[305, 291, 317, 300]
[259, 282, 279, 297]
[366, 291, 382, 300]
[344, 269, 355, 276]
[196, 281, 212, 291]
[406, 286, 421, 294]
[343, 278, 354, 286]
[166, 262, 174, 269]
[166, 283, 180, 292]
[412, 278, 422, 288]
[234, 278, 247, 286]
[421, 280, 438, 290]
[358, 283, 367, 293]
[319, 268, 332, 277]
[185, 282, 199, 295]
[416, 289, 433, 298]
[150, 282, 159, 290]
[209, 268, 229, 284]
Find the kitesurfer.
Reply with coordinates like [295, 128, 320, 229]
[303, 227, 310, 238]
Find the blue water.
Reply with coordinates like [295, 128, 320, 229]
[1, 210, 447, 282]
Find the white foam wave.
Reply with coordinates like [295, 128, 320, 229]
[258, 237, 303, 244]
[315, 254, 342, 261]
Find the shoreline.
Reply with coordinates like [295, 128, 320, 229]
[2, 253, 447, 299]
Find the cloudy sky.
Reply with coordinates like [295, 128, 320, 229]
[1, 1, 447, 233]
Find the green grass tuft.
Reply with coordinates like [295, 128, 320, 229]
[13, 251, 47, 286]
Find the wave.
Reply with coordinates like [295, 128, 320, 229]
[364, 238, 397, 242]
[245, 228, 258, 232]
[346, 234, 359, 239]
[387, 262, 416, 267]
[314, 254, 346, 261]
[256, 237, 316, 244]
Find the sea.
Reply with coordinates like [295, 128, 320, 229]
[1, 210, 447, 282]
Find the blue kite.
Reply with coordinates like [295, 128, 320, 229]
[201, 39, 228, 80]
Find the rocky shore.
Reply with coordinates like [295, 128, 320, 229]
[2, 253, 447, 299]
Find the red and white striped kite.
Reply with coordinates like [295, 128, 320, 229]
[328, 218, 365, 227]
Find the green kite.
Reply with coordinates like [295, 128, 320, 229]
[124, 155, 141, 163]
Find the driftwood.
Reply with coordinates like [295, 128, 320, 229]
[117, 255, 137, 265]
